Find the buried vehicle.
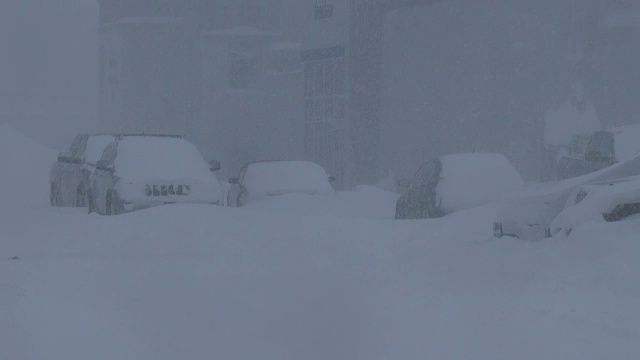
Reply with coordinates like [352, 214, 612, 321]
[547, 176, 640, 237]
[494, 152, 640, 241]
[88, 136, 223, 215]
[395, 153, 524, 219]
[226, 160, 335, 207]
[50, 134, 117, 207]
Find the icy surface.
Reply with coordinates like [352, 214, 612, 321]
[3, 127, 640, 359]
[437, 153, 524, 212]
[114, 137, 215, 183]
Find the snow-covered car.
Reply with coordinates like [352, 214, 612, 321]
[547, 176, 640, 237]
[556, 124, 640, 179]
[226, 160, 335, 207]
[395, 153, 524, 219]
[88, 136, 223, 215]
[494, 152, 640, 240]
[50, 134, 117, 207]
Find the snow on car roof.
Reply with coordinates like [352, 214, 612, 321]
[113, 137, 214, 183]
[437, 153, 524, 211]
[611, 124, 640, 161]
[84, 135, 116, 165]
[243, 161, 334, 196]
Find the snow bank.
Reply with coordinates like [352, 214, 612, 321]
[2, 129, 640, 359]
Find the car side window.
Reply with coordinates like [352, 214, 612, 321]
[238, 165, 249, 185]
[69, 135, 84, 157]
[100, 143, 118, 164]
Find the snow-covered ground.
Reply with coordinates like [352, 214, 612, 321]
[2, 125, 640, 359]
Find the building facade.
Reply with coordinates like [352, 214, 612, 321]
[98, 0, 303, 178]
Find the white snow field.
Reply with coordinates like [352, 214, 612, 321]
[2, 124, 640, 360]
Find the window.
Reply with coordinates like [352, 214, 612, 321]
[314, 0, 334, 20]
[229, 47, 260, 89]
[303, 56, 346, 123]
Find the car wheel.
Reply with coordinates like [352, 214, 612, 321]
[50, 184, 61, 207]
[76, 186, 86, 207]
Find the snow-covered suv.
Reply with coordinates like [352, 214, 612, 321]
[88, 136, 223, 215]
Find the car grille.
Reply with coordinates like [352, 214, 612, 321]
[145, 185, 191, 197]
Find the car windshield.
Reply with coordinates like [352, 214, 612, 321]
[113, 137, 213, 183]
[242, 161, 333, 195]
[84, 135, 116, 165]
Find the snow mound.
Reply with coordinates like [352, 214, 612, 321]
[0, 123, 57, 207]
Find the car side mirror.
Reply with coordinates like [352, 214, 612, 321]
[328, 176, 336, 183]
[58, 151, 80, 164]
[96, 159, 114, 172]
[397, 179, 411, 188]
[229, 177, 239, 185]
[209, 160, 221, 172]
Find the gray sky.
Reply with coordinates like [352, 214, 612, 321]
[0, 0, 99, 148]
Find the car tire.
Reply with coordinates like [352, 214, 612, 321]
[50, 184, 61, 207]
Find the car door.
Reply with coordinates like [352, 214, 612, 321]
[406, 159, 441, 218]
[227, 165, 249, 207]
[60, 135, 84, 205]
[91, 143, 118, 214]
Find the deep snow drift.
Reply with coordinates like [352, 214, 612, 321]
[2, 125, 640, 360]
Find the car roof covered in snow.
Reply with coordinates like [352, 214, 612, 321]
[437, 153, 524, 211]
[242, 160, 334, 196]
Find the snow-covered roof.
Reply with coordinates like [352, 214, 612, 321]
[201, 27, 280, 38]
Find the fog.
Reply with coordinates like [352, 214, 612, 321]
[3, 0, 638, 184]
[4, 1, 640, 358]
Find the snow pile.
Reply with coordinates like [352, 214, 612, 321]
[549, 176, 640, 236]
[0, 123, 56, 207]
[437, 153, 524, 212]
[242, 161, 334, 197]
[2, 131, 640, 359]
[114, 137, 214, 183]
[544, 98, 601, 147]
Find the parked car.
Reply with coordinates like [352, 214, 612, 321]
[395, 153, 524, 219]
[547, 176, 640, 237]
[50, 134, 117, 207]
[88, 136, 223, 215]
[556, 124, 640, 180]
[226, 160, 335, 207]
[494, 152, 640, 240]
